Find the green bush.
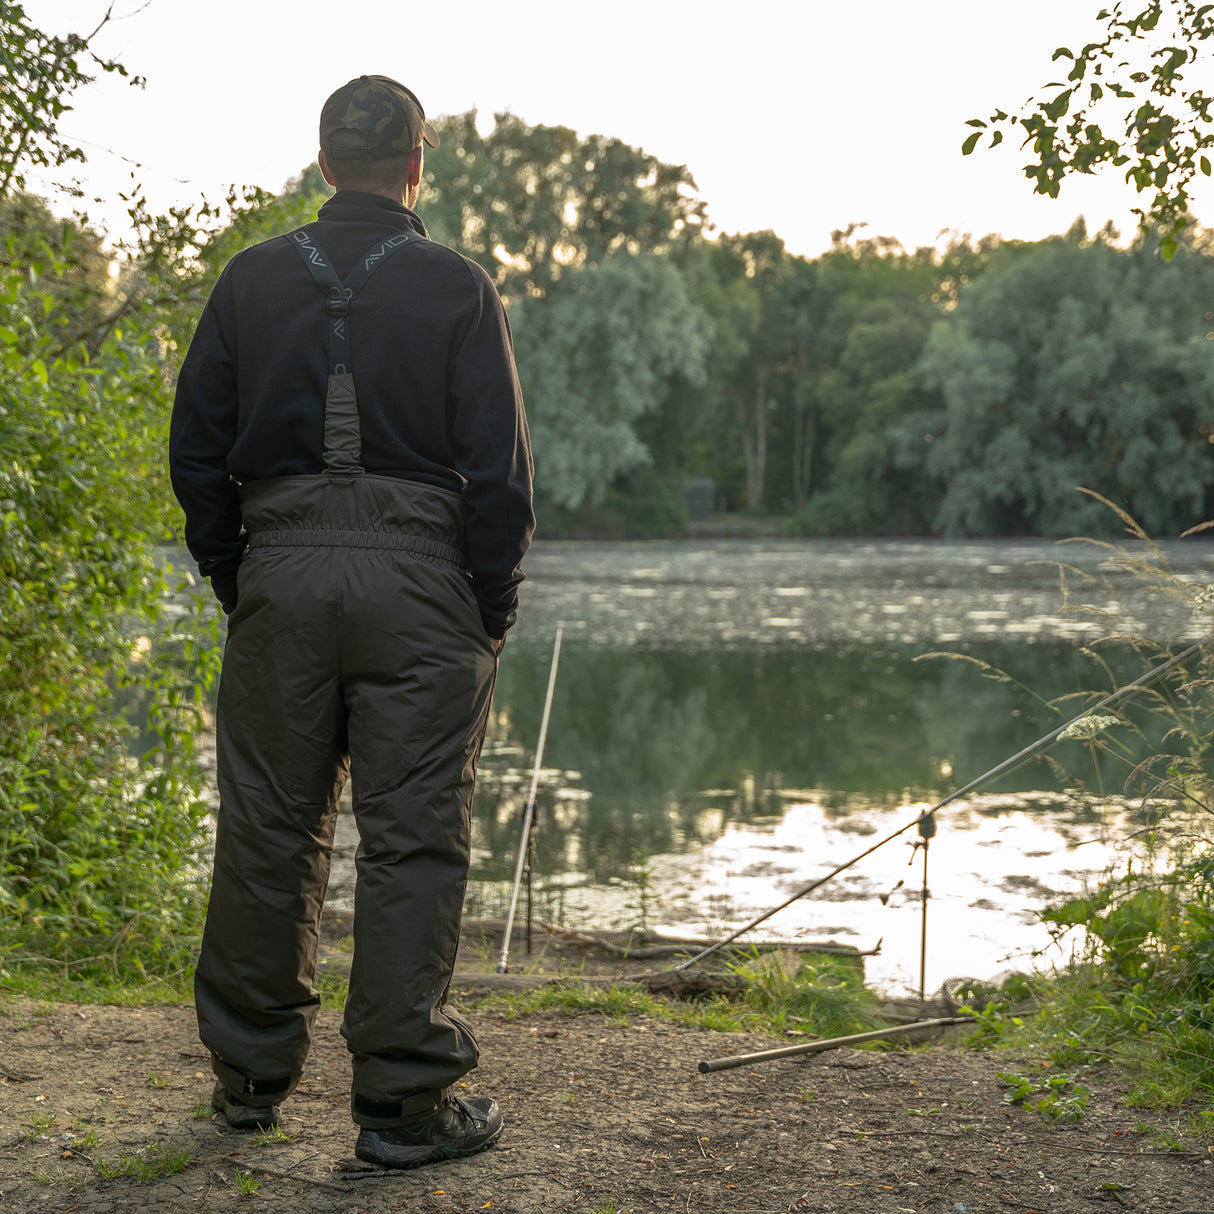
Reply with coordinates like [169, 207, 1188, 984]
[0, 8, 254, 979]
[0, 216, 223, 975]
[604, 476, 690, 538]
[0, 6, 337, 981]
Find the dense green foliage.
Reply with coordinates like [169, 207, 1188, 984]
[0, 205, 206, 972]
[950, 527, 1214, 1110]
[902, 229, 1214, 535]
[0, 9, 180, 973]
[976, 848, 1214, 1112]
[511, 252, 711, 511]
[0, 7, 323, 979]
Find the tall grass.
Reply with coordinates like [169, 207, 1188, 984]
[467, 951, 883, 1040]
[966, 493, 1214, 1109]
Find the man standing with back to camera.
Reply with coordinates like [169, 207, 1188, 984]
[170, 75, 534, 1168]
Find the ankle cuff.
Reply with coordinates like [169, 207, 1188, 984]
[212, 1057, 294, 1107]
[352, 1086, 449, 1128]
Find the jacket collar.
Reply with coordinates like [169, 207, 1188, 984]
[318, 190, 428, 238]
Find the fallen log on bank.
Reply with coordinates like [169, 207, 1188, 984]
[531, 921, 879, 964]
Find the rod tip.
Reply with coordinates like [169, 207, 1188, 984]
[697, 1061, 710, 1073]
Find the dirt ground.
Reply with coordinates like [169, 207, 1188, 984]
[2, 928, 1212, 1214]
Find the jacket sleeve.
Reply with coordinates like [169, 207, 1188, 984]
[169, 267, 246, 598]
[448, 262, 535, 638]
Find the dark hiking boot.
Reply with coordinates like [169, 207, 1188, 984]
[211, 1082, 281, 1131]
[355, 1095, 503, 1169]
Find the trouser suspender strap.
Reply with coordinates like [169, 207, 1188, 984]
[283, 227, 421, 475]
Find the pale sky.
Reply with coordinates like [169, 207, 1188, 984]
[22, 0, 1214, 257]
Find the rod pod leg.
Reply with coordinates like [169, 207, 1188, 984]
[917, 811, 935, 1004]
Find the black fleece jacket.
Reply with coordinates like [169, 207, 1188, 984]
[170, 191, 534, 637]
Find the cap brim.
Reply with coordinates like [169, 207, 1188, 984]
[423, 120, 439, 149]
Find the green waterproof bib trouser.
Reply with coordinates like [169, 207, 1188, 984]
[194, 227, 499, 1127]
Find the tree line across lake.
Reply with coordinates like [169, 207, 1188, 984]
[17, 107, 1214, 549]
[387, 110, 1214, 540]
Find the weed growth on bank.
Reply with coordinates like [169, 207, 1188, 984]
[955, 497, 1214, 1112]
[94, 1141, 192, 1183]
[999, 1069, 1092, 1123]
[0, 959, 196, 1006]
[731, 951, 882, 1038]
[467, 952, 883, 1040]
[233, 1168, 261, 1195]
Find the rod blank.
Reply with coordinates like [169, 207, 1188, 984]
[496, 627, 563, 974]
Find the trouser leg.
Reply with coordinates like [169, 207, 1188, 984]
[338, 555, 498, 1127]
[195, 549, 347, 1102]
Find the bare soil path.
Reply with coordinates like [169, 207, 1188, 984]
[1, 991, 1211, 1214]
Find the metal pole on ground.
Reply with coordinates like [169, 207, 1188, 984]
[525, 802, 536, 956]
[698, 1016, 976, 1073]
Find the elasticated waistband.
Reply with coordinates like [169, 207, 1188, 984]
[239, 473, 468, 569]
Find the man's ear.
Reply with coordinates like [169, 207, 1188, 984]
[408, 144, 423, 190]
[319, 150, 336, 187]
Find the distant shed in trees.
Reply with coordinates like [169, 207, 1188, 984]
[682, 477, 716, 519]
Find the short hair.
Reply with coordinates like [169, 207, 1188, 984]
[325, 152, 415, 196]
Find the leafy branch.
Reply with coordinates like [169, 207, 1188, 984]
[963, 1, 1214, 257]
[0, 2, 143, 199]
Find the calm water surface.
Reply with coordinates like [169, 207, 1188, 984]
[313, 537, 1214, 995]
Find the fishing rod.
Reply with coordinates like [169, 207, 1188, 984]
[674, 637, 1207, 972]
[496, 626, 563, 974]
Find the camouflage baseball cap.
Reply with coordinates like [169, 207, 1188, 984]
[319, 75, 439, 159]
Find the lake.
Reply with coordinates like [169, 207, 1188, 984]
[375, 537, 1212, 996]
[188, 535, 1212, 997]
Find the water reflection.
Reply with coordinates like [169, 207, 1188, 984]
[475, 640, 1161, 878]
[448, 538, 1214, 993]
[506, 537, 1211, 651]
